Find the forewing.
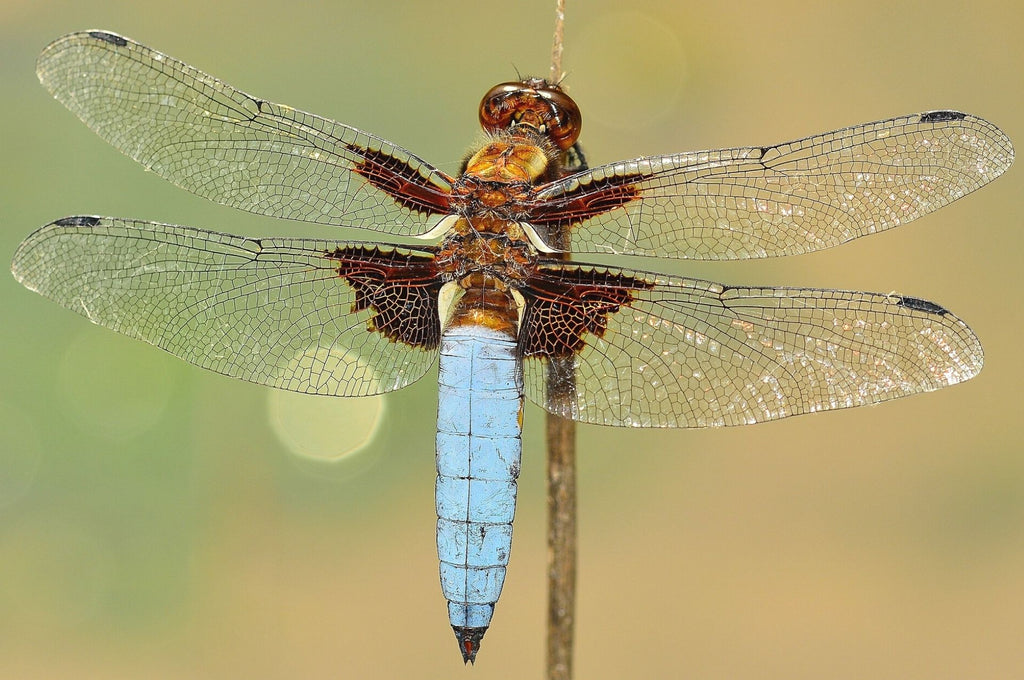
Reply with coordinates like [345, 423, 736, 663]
[36, 31, 454, 235]
[522, 263, 983, 427]
[11, 217, 442, 396]
[528, 112, 1013, 259]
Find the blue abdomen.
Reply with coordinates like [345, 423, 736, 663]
[435, 324, 523, 640]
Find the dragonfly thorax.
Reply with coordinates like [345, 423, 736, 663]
[464, 139, 551, 184]
[436, 221, 538, 287]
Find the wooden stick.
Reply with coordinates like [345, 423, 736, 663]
[545, 5, 578, 676]
[545, 358, 577, 680]
[549, 0, 566, 83]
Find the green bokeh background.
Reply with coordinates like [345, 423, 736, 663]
[2, 1, 1022, 677]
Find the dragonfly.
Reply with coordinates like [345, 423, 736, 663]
[11, 30, 1013, 663]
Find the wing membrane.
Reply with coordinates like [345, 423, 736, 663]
[530, 112, 1013, 259]
[11, 217, 440, 396]
[523, 262, 983, 427]
[36, 31, 454, 235]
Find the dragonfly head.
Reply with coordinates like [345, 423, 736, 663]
[479, 78, 582, 150]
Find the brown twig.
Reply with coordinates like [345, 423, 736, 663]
[545, 360, 577, 680]
[545, 5, 577, 678]
[549, 0, 566, 83]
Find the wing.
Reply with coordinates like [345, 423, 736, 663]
[527, 111, 1013, 259]
[36, 31, 455, 235]
[521, 262, 983, 427]
[11, 217, 444, 396]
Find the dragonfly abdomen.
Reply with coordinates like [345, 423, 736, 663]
[435, 323, 524, 663]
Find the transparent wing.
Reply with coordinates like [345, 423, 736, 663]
[36, 31, 455, 235]
[11, 217, 441, 396]
[530, 111, 1013, 259]
[523, 262, 983, 427]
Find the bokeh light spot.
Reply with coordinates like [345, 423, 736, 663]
[267, 389, 385, 464]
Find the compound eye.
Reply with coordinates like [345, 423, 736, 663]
[479, 80, 582, 150]
[536, 85, 582, 150]
[479, 82, 523, 131]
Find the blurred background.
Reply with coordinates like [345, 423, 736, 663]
[1, 1, 1021, 678]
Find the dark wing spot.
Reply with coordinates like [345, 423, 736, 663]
[87, 31, 128, 47]
[920, 110, 967, 123]
[326, 246, 443, 349]
[896, 295, 948, 315]
[520, 266, 654, 357]
[54, 216, 102, 227]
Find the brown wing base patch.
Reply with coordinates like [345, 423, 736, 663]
[521, 265, 654, 357]
[527, 172, 644, 232]
[326, 246, 443, 349]
[348, 145, 454, 216]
